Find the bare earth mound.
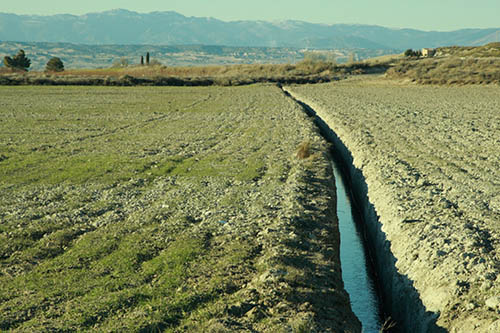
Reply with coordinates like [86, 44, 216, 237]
[286, 77, 500, 332]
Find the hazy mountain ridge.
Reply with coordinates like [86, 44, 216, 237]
[1, 9, 499, 49]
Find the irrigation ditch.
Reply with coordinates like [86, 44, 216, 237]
[281, 85, 446, 332]
[331, 158, 383, 332]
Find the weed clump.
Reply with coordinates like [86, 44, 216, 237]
[296, 141, 311, 159]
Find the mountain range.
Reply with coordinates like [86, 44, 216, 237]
[1, 9, 499, 50]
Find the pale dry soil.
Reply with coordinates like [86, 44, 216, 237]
[286, 77, 500, 332]
[0, 85, 360, 332]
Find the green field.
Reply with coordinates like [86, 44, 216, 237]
[0, 85, 358, 332]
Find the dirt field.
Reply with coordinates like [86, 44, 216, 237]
[0, 85, 360, 332]
[286, 77, 500, 332]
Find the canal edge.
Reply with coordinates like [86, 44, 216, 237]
[280, 85, 445, 333]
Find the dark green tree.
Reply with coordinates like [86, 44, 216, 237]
[45, 57, 64, 72]
[404, 49, 422, 58]
[140, 55, 144, 65]
[146, 52, 150, 65]
[3, 49, 31, 71]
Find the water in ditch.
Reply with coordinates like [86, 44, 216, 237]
[332, 160, 382, 332]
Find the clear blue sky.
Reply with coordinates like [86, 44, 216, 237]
[1, 0, 499, 31]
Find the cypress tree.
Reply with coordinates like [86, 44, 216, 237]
[140, 55, 144, 65]
[146, 52, 150, 65]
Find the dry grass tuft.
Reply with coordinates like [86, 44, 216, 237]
[296, 141, 312, 159]
[379, 317, 397, 332]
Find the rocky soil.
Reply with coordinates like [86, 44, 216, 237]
[286, 77, 500, 332]
[0, 85, 360, 332]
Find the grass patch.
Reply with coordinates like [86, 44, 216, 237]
[0, 84, 336, 331]
[0, 61, 389, 87]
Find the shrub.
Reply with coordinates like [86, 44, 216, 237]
[404, 49, 422, 58]
[404, 49, 414, 57]
[3, 49, 31, 71]
[112, 58, 129, 68]
[296, 141, 311, 159]
[45, 57, 64, 72]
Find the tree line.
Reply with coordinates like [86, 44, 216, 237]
[3, 49, 64, 72]
[3, 50, 158, 72]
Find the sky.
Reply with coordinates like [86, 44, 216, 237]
[1, 0, 499, 31]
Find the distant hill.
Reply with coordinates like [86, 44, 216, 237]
[0, 41, 395, 70]
[1, 9, 499, 49]
[386, 43, 500, 85]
